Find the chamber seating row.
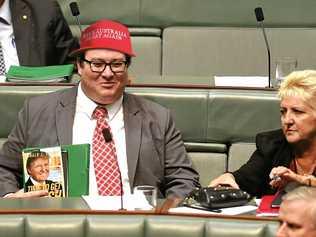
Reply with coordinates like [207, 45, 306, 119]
[0, 214, 278, 237]
[57, 0, 316, 82]
[0, 85, 280, 186]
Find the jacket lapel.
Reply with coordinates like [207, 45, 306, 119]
[56, 87, 77, 145]
[10, 0, 40, 65]
[123, 93, 142, 187]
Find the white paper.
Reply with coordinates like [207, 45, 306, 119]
[0, 75, 6, 82]
[169, 205, 258, 215]
[82, 194, 153, 211]
[256, 212, 279, 217]
[255, 198, 261, 206]
[214, 76, 269, 87]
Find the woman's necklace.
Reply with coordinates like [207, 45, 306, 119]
[294, 158, 316, 176]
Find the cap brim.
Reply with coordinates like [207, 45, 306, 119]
[69, 47, 136, 58]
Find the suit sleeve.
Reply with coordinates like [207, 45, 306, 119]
[163, 110, 201, 198]
[232, 148, 272, 197]
[232, 130, 284, 197]
[0, 100, 30, 196]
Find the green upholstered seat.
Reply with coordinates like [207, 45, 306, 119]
[0, 214, 278, 237]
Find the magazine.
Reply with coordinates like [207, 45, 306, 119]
[22, 146, 65, 197]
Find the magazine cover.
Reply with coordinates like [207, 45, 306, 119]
[22, 146, 65, 197]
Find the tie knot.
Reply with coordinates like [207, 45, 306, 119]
[92, 106, 108, 120]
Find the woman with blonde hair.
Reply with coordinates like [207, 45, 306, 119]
[209, 70, 316, 197]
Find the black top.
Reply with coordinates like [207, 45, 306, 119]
[233, 129, 294, 197]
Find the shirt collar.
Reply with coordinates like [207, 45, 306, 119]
[76, 82, 123, 120]
[30, 176, 45, 185]
[0, 0, 12, 25]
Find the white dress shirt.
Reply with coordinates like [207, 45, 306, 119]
[0, 0, 20, 82]
[72, 83, 131, 196]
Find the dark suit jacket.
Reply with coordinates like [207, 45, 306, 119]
[233, 129, 294, 197]
[0, 86, 200, 197]
[10, 0, 79, 65]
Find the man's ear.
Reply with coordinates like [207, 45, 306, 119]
[76, 59, 83, 76]
[127, 75, 134, 85]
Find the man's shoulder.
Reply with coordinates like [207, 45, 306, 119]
[27, 86, 76, 107]
[256, 129, 285, 141]
[20, 0, 59, 8]
[125, 93, 169, 113]
[14, 0, 62, 19]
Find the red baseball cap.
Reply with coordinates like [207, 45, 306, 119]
[70, 19, 135, 57]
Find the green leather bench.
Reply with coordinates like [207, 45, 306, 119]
[57, 0, 316, 81]
[0, 214, 278, 237]
[0, 84, 280, 186]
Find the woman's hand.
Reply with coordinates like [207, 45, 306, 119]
[208, 173, 240, 189]
[269, 166, 309, 188]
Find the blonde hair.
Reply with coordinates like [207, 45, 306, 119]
[278, 70, 316, 110]
[283, 186, 316, 227]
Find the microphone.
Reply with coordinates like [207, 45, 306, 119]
[101, 128, 125, 210]
[254, 7, 271, 88]
[102, 128, 112, 142]
[69, 2, 82, 33]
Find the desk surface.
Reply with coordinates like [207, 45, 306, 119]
[0, 197, 89, 214]
[0, 197, 178, 214]
[0, 197, 277, 222]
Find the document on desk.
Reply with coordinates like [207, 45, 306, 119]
[82, 194, 153, 210]
[214, 76, 269, 87]
[169, 205, 257, 215]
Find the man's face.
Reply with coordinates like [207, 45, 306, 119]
[276, 200, 316, 237]
[280, 96, 316, 144]
[27, 157, 49, 182]
[77, 49, 129, 105]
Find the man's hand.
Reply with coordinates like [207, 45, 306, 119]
[208, 173, 240, 189]
[3, 189, 48, 198]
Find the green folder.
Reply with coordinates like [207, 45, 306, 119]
[62, 144, 90, 197]
[6, 64, 74, 82]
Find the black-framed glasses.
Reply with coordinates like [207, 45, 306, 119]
[82, 58, 127, 73]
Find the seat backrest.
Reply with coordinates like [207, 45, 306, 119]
[228, 143, 257, 172]
[207, 89, 280, 143]
[0, 214, 278, 237]
[162, 27, 316, 77]
[57, 0, 316, 79]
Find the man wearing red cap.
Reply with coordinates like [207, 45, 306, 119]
[0, 19, 200, 198]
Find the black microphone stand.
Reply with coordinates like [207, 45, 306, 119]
[259, 22, 271, 88]
[255, 7, 272, 88]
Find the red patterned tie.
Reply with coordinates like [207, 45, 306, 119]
[92, 106, 122, 196]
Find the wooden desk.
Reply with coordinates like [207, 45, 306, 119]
[0, 197, 277, 223]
